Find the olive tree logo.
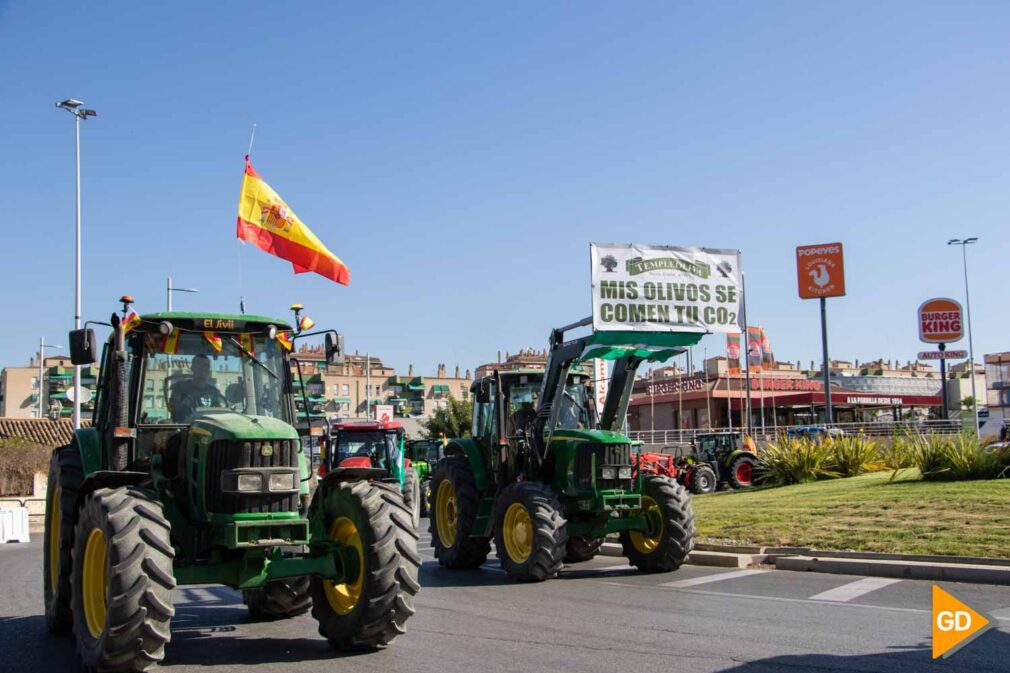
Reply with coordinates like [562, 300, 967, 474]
[600, 254, 618, 272]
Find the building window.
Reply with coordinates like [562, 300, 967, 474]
[342, 384, 350, 396]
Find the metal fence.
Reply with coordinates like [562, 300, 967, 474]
[628, 418, 965, 447]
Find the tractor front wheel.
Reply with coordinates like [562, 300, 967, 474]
[71, 486, 175, 672]
[43, 443, 83, 634]
[689, 464, 717, 494]
[402, 467, 421, 529]
[564, 536, 604, 563]
[243, 577, 312, 620]
[428, 456, 490, 568]
[620, 475, 695, 573]
[493, 482, 567, 582]
[310, 480, 420, 650]
[728, 455, 757, 489]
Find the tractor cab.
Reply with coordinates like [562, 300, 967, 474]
[325, 421, 405, 479]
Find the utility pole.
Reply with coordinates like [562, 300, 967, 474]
[948, 238, 979, 435]
[821, 297, 833, 424]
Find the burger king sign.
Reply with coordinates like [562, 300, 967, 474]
[918, 298, 964, 344]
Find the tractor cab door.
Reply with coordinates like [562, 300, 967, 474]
[471, 379, 499, 484]
[386, 428, 406, 487]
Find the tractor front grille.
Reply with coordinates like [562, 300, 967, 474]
[574, 442, 633, 491]
[205, 439, 299, 514]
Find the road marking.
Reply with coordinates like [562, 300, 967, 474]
[660, 569, 770, 588]
[810, 577, 902, 602]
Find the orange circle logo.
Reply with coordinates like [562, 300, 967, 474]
[918, 298, 963, 343]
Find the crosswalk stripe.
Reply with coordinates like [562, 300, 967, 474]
[660, 568, 770, 588]
[809, 577, 902, 602]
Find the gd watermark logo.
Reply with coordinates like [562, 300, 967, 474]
[932, 585, 991, 659]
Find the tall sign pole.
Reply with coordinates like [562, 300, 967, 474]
[796, 243, 846, 425]
[820, 297, 832, 424]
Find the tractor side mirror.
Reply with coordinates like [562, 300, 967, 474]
[474, 380, 490, 404]
[69, 328, 98, 365]
[325, 332, 344, 365]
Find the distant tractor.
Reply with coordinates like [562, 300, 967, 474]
[323, 421, 421, 529]
[405, 438, 446, 517]
[428, 317, 699, 582]
[44, 299, 419, 672]
[676, 432, 759, 493]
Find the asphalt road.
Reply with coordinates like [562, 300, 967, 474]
[3, 520, 1009, 673]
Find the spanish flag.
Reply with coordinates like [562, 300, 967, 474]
[237, 156, 350, 286]
[122, 310, 142, 334]
[276, 331, 294, 352]
[203, 332, 223, 353]
[298, 315, 315, 332]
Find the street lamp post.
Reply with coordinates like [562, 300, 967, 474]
[56, 99, 96, 429]
[948, 237, 980, 435]
[37, 338, 62, 418]
[166, 276, 199, 311]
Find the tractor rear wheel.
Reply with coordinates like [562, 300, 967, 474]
[493, 482, 568, 582]
[621, 475, 695, 573]
[71, 486, 175, 672]
[728, 455, 757, 489]
[689, 464, 717, 494]
[428, 456, 490, 568]
[402, 467, 421, 529]
[243, 577, 312, 620]
[43, 443, 84, 635]
[564, 536, 604, 563]
[310, 480, 420, 650]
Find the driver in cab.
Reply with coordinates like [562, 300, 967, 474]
[170, 355, 221, 421]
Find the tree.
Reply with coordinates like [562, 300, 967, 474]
[424, 396, 472, 440]
[961, 396, 976, 412]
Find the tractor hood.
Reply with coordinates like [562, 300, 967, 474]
[552, 428, 631, 444]
[190, 411, 300, 441]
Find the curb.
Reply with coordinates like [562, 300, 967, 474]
[602, 541, 1010, 584]
[776, 556, 1010, 586]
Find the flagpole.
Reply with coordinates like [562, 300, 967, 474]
[247, 123, 257, 158]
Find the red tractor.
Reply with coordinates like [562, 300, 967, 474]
[634, 433, 759, 495]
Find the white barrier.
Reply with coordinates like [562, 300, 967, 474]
[0, 507, 31, 543]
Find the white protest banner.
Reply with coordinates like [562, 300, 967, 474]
[590, 243, 742, 334]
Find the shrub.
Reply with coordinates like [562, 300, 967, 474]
[0, 437, 51, 496]
[758, 437, 838, 485]
[877, 435, 915, 481]
[827, 435, 881, 477]
[906, 432, 1010, 481]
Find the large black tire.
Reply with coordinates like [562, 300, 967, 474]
[727, 454, 757, 489]
[402, 468, 421, 530]
[242, 577, 312, 620]
[43, 443, 84, 635]
[309, 480, 420, 650]
[493, 482, 568, 582]
[620, 475, 695, 573]
[72, 486, 176, 672]
[419, 479, 431, 518]
[428, 456, 490, 568]
[564, 536, 604, 563]
[689, 464, 717, 494]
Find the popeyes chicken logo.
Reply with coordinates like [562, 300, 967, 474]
[260, 202, 294, 233]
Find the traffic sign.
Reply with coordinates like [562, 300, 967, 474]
[918, 298, 963, 344]
[917, 350, 967, 361]
[796, 242, 845, 299]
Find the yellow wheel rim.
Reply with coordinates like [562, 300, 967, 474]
[82, 527, 108, 638]
[48, 485, 61, 593]
[501, 502, 533, 564]
[630, 496, 664, 555]
[323, 517, 364, 615]
[435, 480, 458, 548]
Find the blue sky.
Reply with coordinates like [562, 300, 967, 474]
[1, 2, 1007, 376]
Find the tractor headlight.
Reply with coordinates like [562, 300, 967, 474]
[268, 472, 296, 491]
[600, 466, 617, 480]
[237, 473, 263, 491]
[618, 466, 632, 480]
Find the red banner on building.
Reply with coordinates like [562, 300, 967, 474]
[747, 326, 763, 372]
[726, 333, 742, 374]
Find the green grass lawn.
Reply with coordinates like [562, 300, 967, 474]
[691, 470, 1010, 558]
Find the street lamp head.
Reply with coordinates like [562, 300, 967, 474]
[947, 239, 960, 245]
[82, 109, 97, 118]
[965, 237, 978, 244]
[56, 99, 83, 109]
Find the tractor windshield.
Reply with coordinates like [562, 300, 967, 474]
[138, 332, 288, 424]
[335, 431, 399, 470]
[507, 379, 594, 433]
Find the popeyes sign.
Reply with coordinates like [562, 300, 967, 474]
[918, 298, 963, 344]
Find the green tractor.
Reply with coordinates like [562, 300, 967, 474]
[44, 299, 419, 671]
[405, 438, 446, 518]
[428, 318, 700, 582]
